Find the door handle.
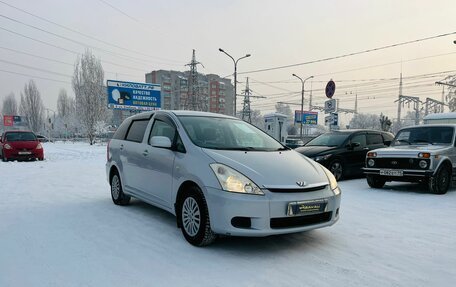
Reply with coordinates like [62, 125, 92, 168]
[142, 150, 149, 156]
[120, 144, 124, 151]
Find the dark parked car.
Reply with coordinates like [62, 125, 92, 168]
[0, 130, 44, 161]
[295, 130, 394, 180]
[36, 135, 51, 143]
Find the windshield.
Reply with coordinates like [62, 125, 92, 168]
[5, 132, 37, 142]
[178, 116, 285, 151]
[306, 133, 350, 147]
[393, 126, 454, 146]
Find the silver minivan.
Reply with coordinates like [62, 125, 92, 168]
[106, 111, 341, 246]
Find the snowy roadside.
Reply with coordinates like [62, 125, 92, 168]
[0, 142, 455, 287]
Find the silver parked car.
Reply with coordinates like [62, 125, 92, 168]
[106, 111, 341, 246]
[364, 124, 456, 194]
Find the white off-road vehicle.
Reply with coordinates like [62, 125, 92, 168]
[363, 125, 456, 194]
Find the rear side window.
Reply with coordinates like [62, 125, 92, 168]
[125, 120, 149, 143]
[367, 133, 383, 145]
[112, 119, 131, 140]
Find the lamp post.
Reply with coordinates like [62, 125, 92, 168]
[292, 74, 313, 138]
[219, 48, 251, 117]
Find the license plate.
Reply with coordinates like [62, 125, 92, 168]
[380, 169, 403, 176]
[18, 151, 32, 155]
[287, 199, 327, 216]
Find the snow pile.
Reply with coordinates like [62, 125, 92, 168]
[0, 142, 455, 287]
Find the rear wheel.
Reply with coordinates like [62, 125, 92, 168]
[366, 175, 386, 188]
[329, 160, 344, 181]
[178, 187, 216, 246]
[110, 172, 131, 205]
[428, 165, 451, 195]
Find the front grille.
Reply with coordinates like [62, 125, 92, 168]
[370, 158, 430, 169]
[270, 212, 332, 229]
[268, 184, 327, 193]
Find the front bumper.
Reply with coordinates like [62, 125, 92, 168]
[204, 186, 341, 237]
[2, 149, 43, 160]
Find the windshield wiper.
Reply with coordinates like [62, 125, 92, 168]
[411, 139, 433, 145]
[276, 147, 289, 151]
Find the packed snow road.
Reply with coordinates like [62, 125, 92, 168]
[0, 142, 455, 287]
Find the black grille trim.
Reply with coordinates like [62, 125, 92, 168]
[267, 185, 327, 193]
[270, 212, 332, 229]
[370, 158, 430, 169]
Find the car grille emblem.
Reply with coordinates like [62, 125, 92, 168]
[391, 161, 398, 165]
[296, 181, 306, 187]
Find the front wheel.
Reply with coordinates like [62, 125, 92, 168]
[329, 160, 344, 181]
[178, 187, 216, 246]
[366, 175, 386, 188]
[428, 166, 451, 195]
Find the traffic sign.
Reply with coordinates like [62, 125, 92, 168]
[325, 80, 336, 98]
[325, 112, 338, 126]
[107, 80, 161, 111]
[324, 99, 336, 113]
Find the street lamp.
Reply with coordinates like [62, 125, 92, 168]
[219, 48, 251, 117]
[292, 74, 313, 138]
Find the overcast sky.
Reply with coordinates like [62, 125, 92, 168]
[1, 0, 455, 123]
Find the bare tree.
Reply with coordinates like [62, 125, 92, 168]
[349, 113, 381, 130]
[444, 74, 456, 111]
[2, 92, 18, 115]
[20, 80, 45, 133]
[72, 50, 106, 145]
[57, 89, 71, 118]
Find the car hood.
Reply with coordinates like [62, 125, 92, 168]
[202, 149, 329, 188]
[6, 141, 39, 149]
[373, 145, 450, 156]
[294, 145, 338, 156]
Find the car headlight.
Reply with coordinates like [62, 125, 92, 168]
[210, 163, 264, 195]
[367, 159, 375, 167]
[419, 160, 428, 169]
[320, 165, 340, 195]
[314, 154, 332, 162]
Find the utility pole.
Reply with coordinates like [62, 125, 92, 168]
[395, 95, 421, 125]
[240, 77, 266, 123]
[184, 49, 204, 111]
[397, 73, 403, 126]
[424, 98, 445, 116]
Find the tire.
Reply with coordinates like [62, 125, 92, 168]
[366, 174, 386, 188]
[329, 160, 344, 181]
[110, 172, 131, 205]
[428, 165, 451, 195]
[178, 187, 216, 246]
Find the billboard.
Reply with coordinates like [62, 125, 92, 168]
[3, 115, 13, 126]
[295, 110, 318, 125]
[107, 80, 161, 111]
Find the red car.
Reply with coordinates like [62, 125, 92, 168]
[0, 130, 44, 161]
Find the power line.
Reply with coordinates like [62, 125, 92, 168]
[0, 45, 140, 78]
[0, 0, 184, 64]
[0, 25, 149, 72]
[239, 32, 456, 75]
[0, 13, 183, 67]
[0, 68, 71, 84]
[0, 58, 72, 78]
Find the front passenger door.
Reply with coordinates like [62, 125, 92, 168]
[139, 117, 178, 208]
[346, 133, 368, 174]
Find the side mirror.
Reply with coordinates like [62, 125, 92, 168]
[150, 136, 172, 148]
[384, 140, 392, 146]
[347, 142, 360, 149]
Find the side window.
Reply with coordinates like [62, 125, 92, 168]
[367, 133, 383, 145]
[149, 120, 176, 144]
[125, 120, 149, 143]
[112, 119, 131, 140]
[351, 134, 367, 147]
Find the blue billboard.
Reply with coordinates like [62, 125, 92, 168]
[295, 110, 318, 125]
[107, 80, 161, 111]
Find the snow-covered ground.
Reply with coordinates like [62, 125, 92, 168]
[1, 142, 455, 287]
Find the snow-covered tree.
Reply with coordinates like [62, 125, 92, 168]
[20, 80, 45, 133]
[444, 74, 456, 111]
[72, 50, 107, 145]
[2, 92, 18, 115]
[349, 113, 381, 130]
[250, 109, 265, 130]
